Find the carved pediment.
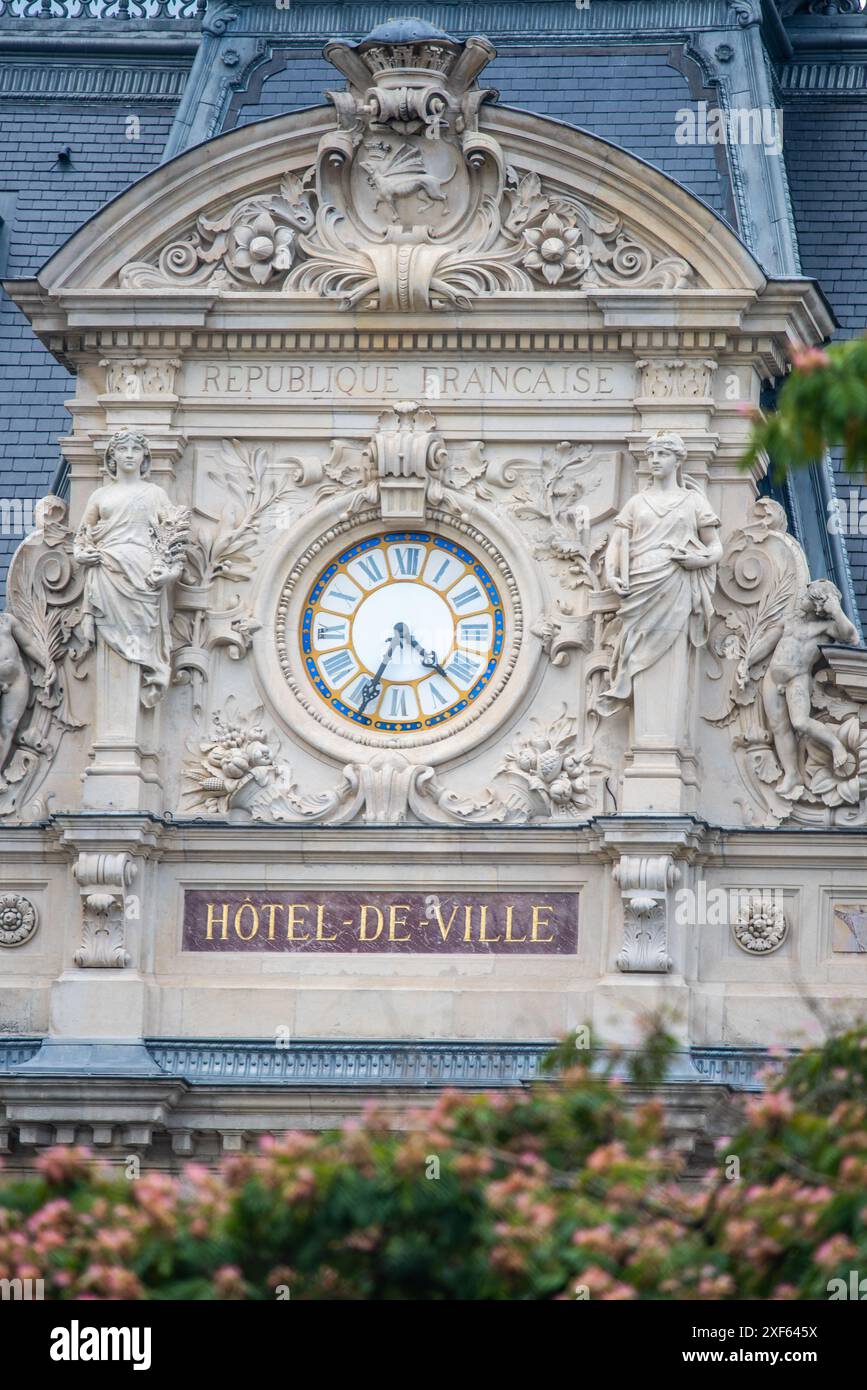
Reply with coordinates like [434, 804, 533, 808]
[118, 25, 693, 309]
[31, 23, 770, 311]
[118, 26, 693, 309]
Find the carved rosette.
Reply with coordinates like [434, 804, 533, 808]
[731, 896, 788, 955]
[0, 894, 39, 948]
[116, 24, 694, 311]
[72, 853, 136, 969]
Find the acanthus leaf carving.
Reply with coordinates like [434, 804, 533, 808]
[72, 852, 136, 969]
[613, 854, 679, 974]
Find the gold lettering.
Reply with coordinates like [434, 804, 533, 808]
[261, 903, 284, 941]
[234, 898, 259, 941]
[359, 905, 383, 941]
[286, 903, 311, 941]
[388, 904, 412, 942]
[531, 904, 555, 943]
[315, 903, 337, 942]
[205, 901, 230, 941]
[429, 902, 460, 941]
[478, 903, 501, 943]
[463, 904, 474, 942]
[504, 903, 527, 944]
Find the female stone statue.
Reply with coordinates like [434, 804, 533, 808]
[74, 431, 189, 708]
[598, 432, 722, 715]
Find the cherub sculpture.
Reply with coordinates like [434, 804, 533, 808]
[0, 612, 54, 790]
[748, 578, 860, 799]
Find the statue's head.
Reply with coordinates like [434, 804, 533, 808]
[643, 430, 688, 479]
[801, 578, 841, 615]
[104, 430, 151, 479]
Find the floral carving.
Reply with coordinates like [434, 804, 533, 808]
[0, 894, 38, 948]
[500, 705, 593, 818]
[120, 172, 315, 290]
[182, 702, 282, 816]
[521, 211, 590, 285]
[732, 896, 788, 955]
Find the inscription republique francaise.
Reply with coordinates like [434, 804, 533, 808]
[189, 361, 625, 401]
[182, 890, 580, 954]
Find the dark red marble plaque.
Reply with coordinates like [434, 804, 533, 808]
[182, 890, 579, 955]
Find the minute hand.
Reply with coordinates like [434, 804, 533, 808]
[356, 632, 398, 715]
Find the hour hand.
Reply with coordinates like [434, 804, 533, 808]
[406, 630, 448, 680]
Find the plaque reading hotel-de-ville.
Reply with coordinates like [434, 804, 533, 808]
[183, 891, 579, 955]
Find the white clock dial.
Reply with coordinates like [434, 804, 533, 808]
[300, 531, 505, 733]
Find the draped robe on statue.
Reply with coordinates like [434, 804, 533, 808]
[76, 482, 172, 705]
[600, 486, 719, 711]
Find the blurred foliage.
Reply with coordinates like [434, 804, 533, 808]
[742, 339, 867, 477]
[2, 1022, 867, 1300]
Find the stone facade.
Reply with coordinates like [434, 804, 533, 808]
[1, 4, 866, 1165]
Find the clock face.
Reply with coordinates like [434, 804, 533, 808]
[300, 531, 505, 733]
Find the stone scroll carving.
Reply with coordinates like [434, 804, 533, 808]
[0, 496, 90, 818]
[72, 852, 137, 969]
[596, 432, 722, 717]
[73, 431, 191, 709]
[118, 23, 694, 310]
[706, 497, 867, 826]
[613, 854, 679, 974]
[181, 700, 597, 827]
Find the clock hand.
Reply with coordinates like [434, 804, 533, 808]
[405, 628, 449, 680]
[356, 626, 401, 715]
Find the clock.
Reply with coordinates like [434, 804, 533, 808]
[299, 531, 505, 733]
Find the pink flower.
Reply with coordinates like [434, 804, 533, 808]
[790, 346, 829, 373]
[814, 1235, 857, 1269]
